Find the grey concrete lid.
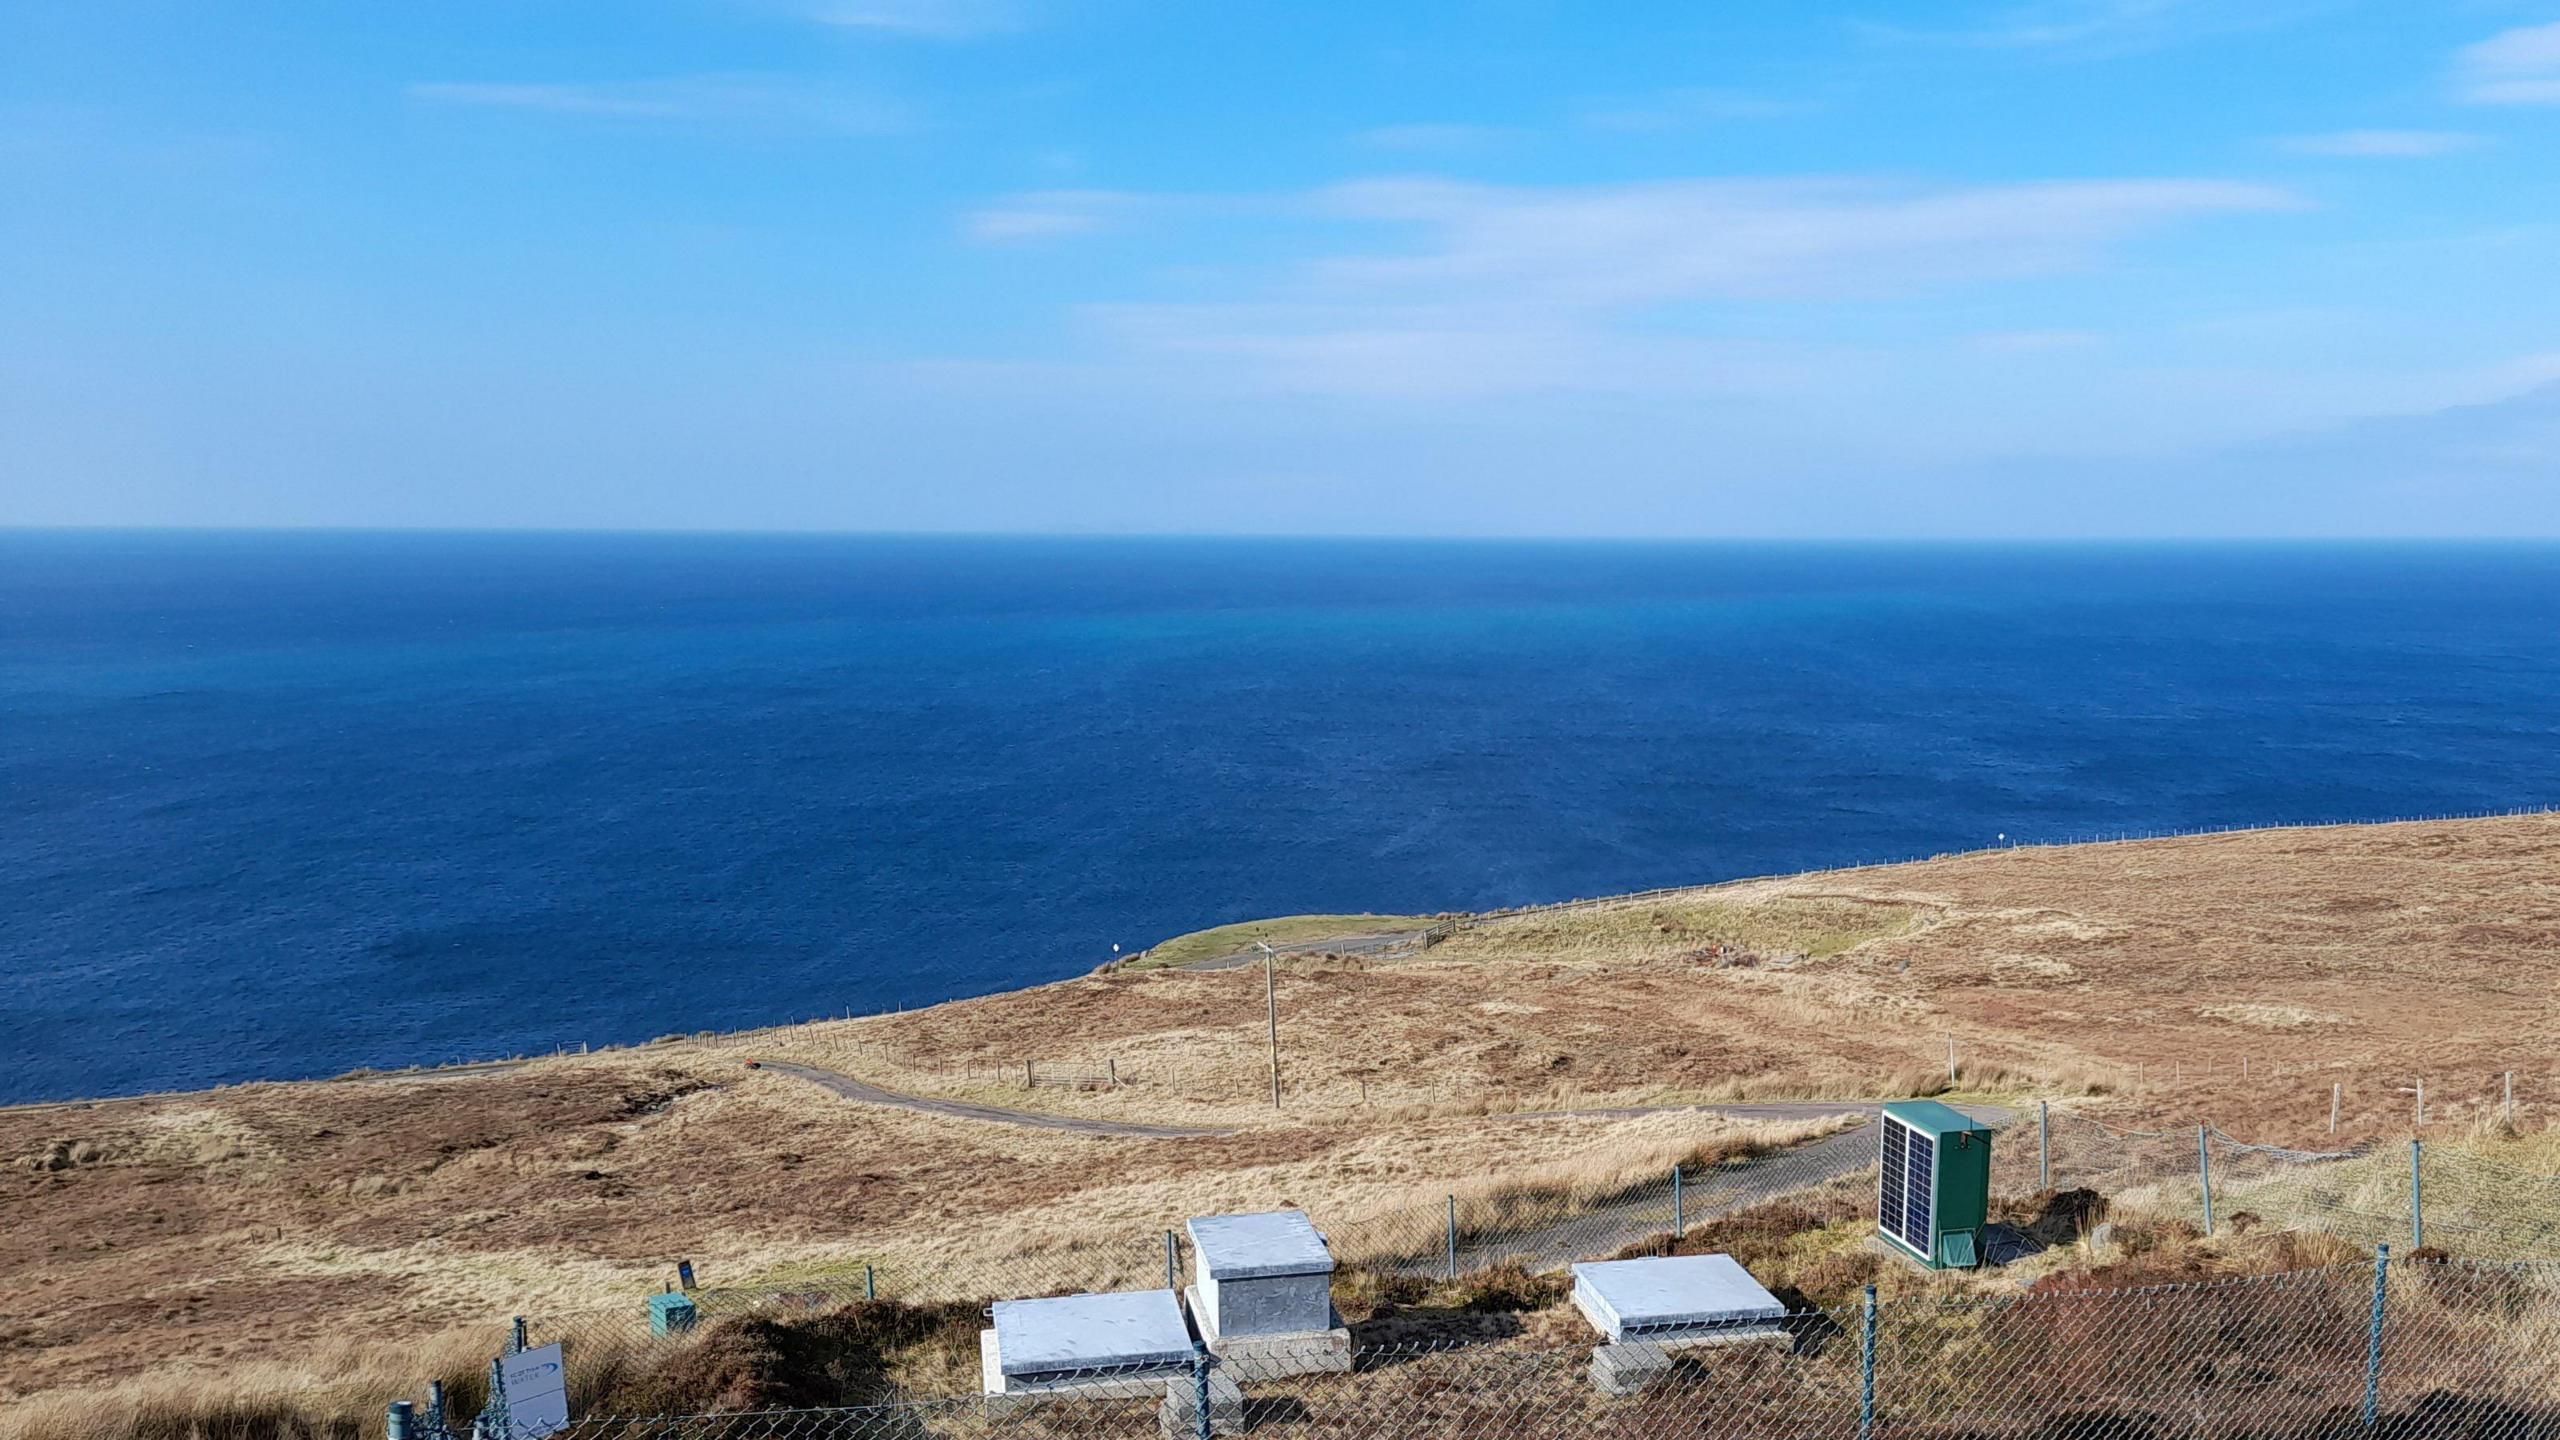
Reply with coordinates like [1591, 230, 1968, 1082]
[989, 1290, 1194, 1377]
[1570, 1255, 1785, 1339]
[1186, 1210, 1336, 1280]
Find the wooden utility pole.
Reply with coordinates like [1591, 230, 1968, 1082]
[1264, 948, 1282, 1109]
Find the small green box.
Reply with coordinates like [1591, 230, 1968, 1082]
[1878, 1100, 1993, 1269]
[648, 1291, 698, 1336]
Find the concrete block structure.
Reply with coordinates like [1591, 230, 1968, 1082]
[1184, 1209, 1352, 1376]
[1569, 1254, 1790, 1396]
[979, 1290, 1197, 1410]
[1157, 1369, 1245, 1439]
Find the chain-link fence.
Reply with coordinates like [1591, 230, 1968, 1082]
[418, 1107, 2560, 1434]
[1991, 1109, 2560, 1268]
[416, 1256, 2560, 1440]
[35, 1106, 2560, 1440]
[503, 1109, 1902, 1398]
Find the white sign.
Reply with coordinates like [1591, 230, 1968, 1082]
[498, 1343, 570, 1439]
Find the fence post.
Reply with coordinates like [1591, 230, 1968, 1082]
[1859, 1284, 1878, 1440]
[1673, 1165, 1684, 1238]
[481, 1357, 512, 1440]
[2363, 1245, 2390, 1427]
[387, 1400, 415, 1440]
[2197, 1125, 2215, 1237]
[424, 1382, 447, 1440]
[2038, 1101, 2051, 1189]
[2505, 1071, 2515, 1127]
[2332, 1083, 2341, 1135]
[1445, 1195, 1458, 1281]
[2410, 1140, 2424, 1251]
[864, 1263, 877, 1301]
[1190, 1343, 1215, 1440]
[1166, 1229, 1180, 1292]
[510, 1316, 527, 1354]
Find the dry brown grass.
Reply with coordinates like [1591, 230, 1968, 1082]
[8, 815, 2559, 1433]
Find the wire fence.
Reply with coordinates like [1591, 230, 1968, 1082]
[462, 1104, 2560, 1431]
[443, 1103, 2560, 1408]
[495, 1107, 1902, 1398]
[409, 1255, 2560, 1440]
[732, 1020, 2557, 1133]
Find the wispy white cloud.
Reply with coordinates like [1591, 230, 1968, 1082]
[961, 190, 1146, 243]
[2277, 129, 2484, 158]
[1298, 176, 2299, 306]
[1004, 174, 2297, 397]
[1081, 300, 1847, 400]
[2456, 21, 2560, 105]
[811, 0, 1023, 39]
[407, 75, 905, 133]
[1860, 0, 2331, 59]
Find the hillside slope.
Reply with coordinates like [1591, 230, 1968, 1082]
[6, 814, 2556, 1416]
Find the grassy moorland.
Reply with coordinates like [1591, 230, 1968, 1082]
[1118, 912, 1448, 969]
[7, 814, 2560, 1438]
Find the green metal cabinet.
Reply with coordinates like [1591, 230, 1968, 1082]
[1877, 1099, 1993, 1269]
[648, 1290, 698, 1336]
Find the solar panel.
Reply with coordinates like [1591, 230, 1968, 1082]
[1879, 1118, 1909, 1240]
[1879, 1117, 1934, 1256]
[1900, 1125, 1935, 1254]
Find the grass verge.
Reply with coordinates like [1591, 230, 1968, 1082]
[1121, 914, 1447, 970]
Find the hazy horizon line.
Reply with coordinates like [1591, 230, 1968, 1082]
[7, 524, 2560, 547]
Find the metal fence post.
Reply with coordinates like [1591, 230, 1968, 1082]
[1673, 1165, 1684, 1238]
[2197, 1125, 2215, 1236]
[424, 1381, 447, 1440]
[2410, 1140, 2424, 1251]
[2363, 1245, 2390, 1427]
[1445, 1195, 1458, 1281]
[509, 1316, 527, 1355]
[2038, 1101, 2051, 1189]
[864, 1263, 877, 1301]
[481, 1357, 512, 1440]
[1190, 1343, 1215, 1440]
[1166, 1229, 1180, 1292]
[387, 1400, 415, 1440]
[1859, 1284, 1878, 1440]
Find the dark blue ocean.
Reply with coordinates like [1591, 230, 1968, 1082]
[6, 533, 2559, 1104]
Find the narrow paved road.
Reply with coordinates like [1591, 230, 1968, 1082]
[758, 1057, 2009, 1277]
[757, 1059, 1233, 1138]
[1421, 1101, 2014, 1276]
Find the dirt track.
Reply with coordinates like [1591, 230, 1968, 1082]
[757, 1058, 2010, 1271]
[755, 1059, 1234, 1138]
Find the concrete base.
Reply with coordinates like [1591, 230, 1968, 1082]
[1157, 1370, 1244, 1439]
[979, 1330, 1186, 1414]
[1588, 1325, 1790, 1397]
[1186, 1285, 1354, 1377]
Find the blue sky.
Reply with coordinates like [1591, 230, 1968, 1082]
[4, 0, 2559, 536]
